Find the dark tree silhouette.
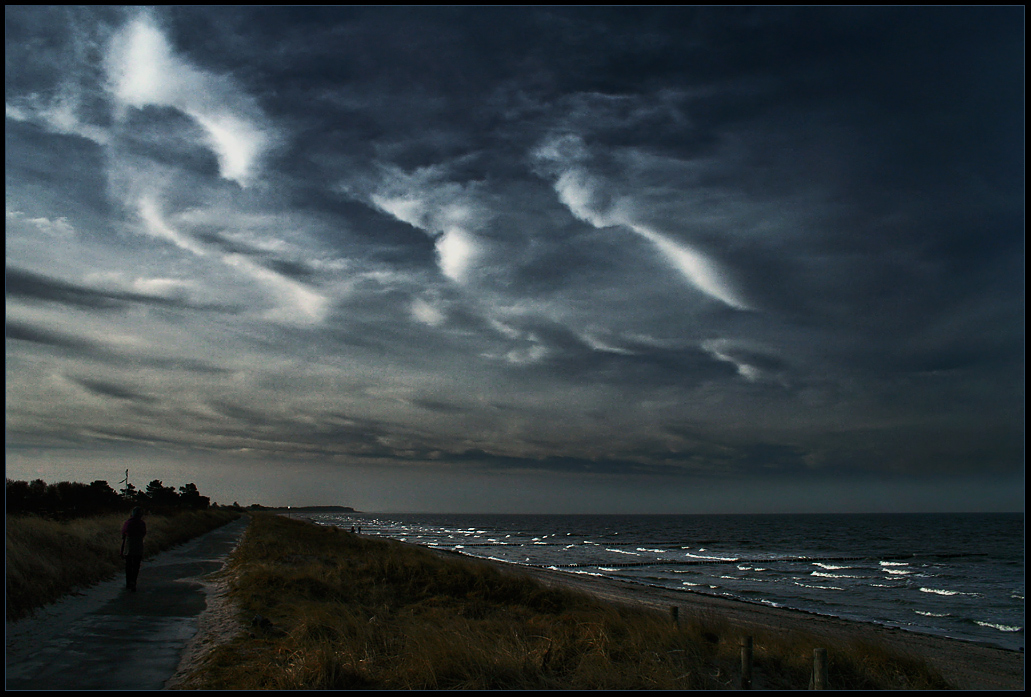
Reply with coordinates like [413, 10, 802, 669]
[6, 477, 213, 518]
[144, 480, 179, 506]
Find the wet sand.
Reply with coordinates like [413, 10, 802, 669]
[500, 558, 1023, 690]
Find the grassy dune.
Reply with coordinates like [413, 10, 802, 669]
[5, 508, 240, 621]
[182, 514, 948, 690]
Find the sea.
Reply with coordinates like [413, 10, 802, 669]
[295, 511, 1024, 652]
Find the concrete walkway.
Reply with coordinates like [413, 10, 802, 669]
[5, 516, 249, 691]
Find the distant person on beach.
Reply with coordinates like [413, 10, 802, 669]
[120, 507, 147, 591]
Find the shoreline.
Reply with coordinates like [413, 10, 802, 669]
[162, 520, 1021, 689]
[429, 546, 1023, 690]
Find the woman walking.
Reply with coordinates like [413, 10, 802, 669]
[120, 507, 147, 591]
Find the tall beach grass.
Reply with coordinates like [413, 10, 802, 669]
[6, 508, 240, 621]
[182, 514, 949, 690]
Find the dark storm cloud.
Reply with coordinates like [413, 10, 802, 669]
[6, 319, 230, 375]
[8, 267, 176, 310]
[189, 230, 319, 280]
[5, 6, 1023, 510]
[6, 320, 104, 353]
[72, 377, 156, 403]
[449, 449, 689, 477]
[6, 267, 242, 314]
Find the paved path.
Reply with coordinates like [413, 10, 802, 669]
[5, 516, 249, 691]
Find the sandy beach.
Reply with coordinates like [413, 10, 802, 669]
[502, 558, 1024, 690]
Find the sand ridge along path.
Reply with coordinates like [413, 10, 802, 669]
[5, 516, 249, 691]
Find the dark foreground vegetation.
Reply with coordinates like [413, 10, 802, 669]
[6, 477, 240, 621]
[181, 514, 948, 690]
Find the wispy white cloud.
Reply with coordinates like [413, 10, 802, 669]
[222, 254, 329, 325]
[6, 210, 78, 239]
[105, 14, 269, 187]
[627, 222, 750, 311]
[363, 165, 487, 284]
[435, 227, 477, 283]
[411, 297, 446, 326]
[701, 339, 785, 384]
[579, 331, 636, 355]
[135, 197, 329, 325]
[535, 135, 751, 311]
[5, 90, 111, 146]
[137, 196, 207, 256]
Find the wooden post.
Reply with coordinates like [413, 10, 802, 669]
[670, 605, 679, 628]
[812, 648, 827, 690]
[740, 636, 753, 689]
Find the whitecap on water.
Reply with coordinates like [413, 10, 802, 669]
[975, 620, 1023, 632]
[919, 587, 980, 597]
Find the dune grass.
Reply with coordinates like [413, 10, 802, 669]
[181, 513, 949, 690]
[5, 508, 240, 621]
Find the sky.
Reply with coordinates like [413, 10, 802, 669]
[5, 7, 1024, 513]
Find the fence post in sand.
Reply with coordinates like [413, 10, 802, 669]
[670, 605, 679, 627]
[812, 648, 827, 689]
[740, 636, 753, 689]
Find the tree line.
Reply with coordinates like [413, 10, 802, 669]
[5, 478, 212, 519]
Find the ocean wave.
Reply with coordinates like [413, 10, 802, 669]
[344, 512, 1024, 653]
[684, 552, 739, 562]
[794, 581, 845, 591]
[919, 587, 981, 597]
[974, 620, 1023, 633]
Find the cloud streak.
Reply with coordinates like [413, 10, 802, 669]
[537, 135, 751, 310]
[105, 13, 269, 187]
